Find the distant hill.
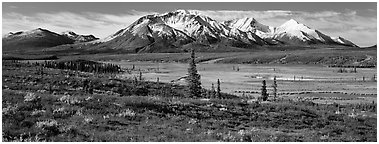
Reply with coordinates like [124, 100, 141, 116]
[363, 45, 377, 49]
[2, 28, 98, 53]
[2, 28, 75, 52]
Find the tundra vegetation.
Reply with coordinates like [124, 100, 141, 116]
[2, 55, 377, 142]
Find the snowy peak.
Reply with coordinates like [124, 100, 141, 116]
[272, 19, 329, 44]
[223, 17, 275, 41]
[158, 9, 229, 39]
[224, 17, 270, 32]
[276, 19, 314, 35]
[280, 19, 300, 27]
[61, 30, 99, 43]
[267, 19, 357, 47]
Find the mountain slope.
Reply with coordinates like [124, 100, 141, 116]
[331, 36, 358, 47]
[2, 28, 75, 52]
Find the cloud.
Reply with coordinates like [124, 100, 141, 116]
[189, 10, 293, 21]
[9, 5, 18, 9]
[85, 10, 157, 25]
[2, 9, 376, 47]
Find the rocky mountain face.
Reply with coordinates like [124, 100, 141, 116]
[3, 10, 358, 53]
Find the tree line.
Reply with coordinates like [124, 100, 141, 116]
[41, 60, 122, 74]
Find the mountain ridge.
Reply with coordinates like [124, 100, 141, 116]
[87, 10, 358, 52]
[3, 10, 359, 53]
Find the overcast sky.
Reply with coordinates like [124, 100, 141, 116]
[2, 2, 377, 47]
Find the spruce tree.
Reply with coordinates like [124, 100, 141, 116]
[217, 79, 221, 99]
[272, 76, 277, 101]
[211, 83, 216, 98]
[134, 76, 138, 85]
[261, 80, 269, 101]
[186, 49, 202, 98]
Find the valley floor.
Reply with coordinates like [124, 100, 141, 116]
[105, 61, 376, 105]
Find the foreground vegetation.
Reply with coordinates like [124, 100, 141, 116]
[2, 60, 377, 142]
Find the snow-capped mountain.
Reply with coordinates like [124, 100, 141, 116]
[61, 31, 99, 43]
[224, 18, 356, 47]
[4, 10, 359, 53]
[92, 10, 238, 51]
[2, 28, 75, 52]
[94, 10, 281, 51]
[270, 19, 336, 45]
[94, 10, 357, 52]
